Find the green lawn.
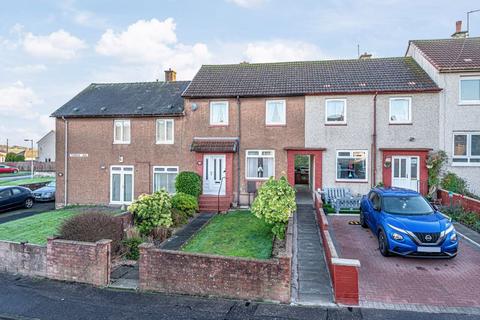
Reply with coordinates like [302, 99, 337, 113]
[0, 177, 54, 187]
[0, 206, 120, 245]
[182, 210, 274, 259]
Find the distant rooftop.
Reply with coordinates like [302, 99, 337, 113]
[182, 57, 440, 98]
[52, 81, 190, 118]
[409, 37, 480, 72]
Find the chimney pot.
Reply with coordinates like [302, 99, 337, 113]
[451, 20, 468, 38]
[456, 20, 462, 33]
[164, 69, 176, 82]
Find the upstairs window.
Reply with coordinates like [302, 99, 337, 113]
[210, 101, 229, 125]
[460, 77, 480, 104]
[114, 120, 130, 144]
[336, 150, 368, 181]
[325, 99, 347, 124]
[266, 100, 286, 125]
[246, 150, 275, 179]
[453, 132, 480, 165]
[156, 119, 174, 144]
[389, 97, 412, 124]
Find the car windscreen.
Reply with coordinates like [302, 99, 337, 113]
[382, 196, 434, 215]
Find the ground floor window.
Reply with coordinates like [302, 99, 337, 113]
[110, 166, 134, 204]
[453, 132, 480, 165]
[336, 150, 368, 181]
[246, 150, 275, 179]
[153, 166, 178, 193]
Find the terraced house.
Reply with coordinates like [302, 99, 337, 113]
[53, 52, 443, 210]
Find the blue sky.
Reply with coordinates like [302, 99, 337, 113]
[0, 0, 478, 146]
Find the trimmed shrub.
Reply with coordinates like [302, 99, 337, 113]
[171, 208, 188, 227]
[128, 190, 173, 236]
[123, 237, 143, 260]
[252, 176, 296, 239]
[59, 211, 123, 254]
[172, 192, 198, 217]
[175, 171, 202, 198]
[441, 172, 468, 195]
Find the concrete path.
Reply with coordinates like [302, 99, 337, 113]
[159, 213, 214, 250]
[110, 264, 139, 290]
[293, 191, 334, 306]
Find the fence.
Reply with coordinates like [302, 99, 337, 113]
[2, 161, 55, 172]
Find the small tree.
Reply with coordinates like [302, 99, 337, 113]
[128, 190, 173, 236]
[426, 150, 447, 198]
[252, 176, 296, 239]
[5, 152, 24, 162]
[175, 171, 202, 198]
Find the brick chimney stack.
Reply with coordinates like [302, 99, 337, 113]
[451, 20, 468, 38]
[164, 68, 177, 82]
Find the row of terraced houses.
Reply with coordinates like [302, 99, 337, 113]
[52, 26, 480, 211]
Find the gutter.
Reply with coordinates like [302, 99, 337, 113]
[62, 117, 68, 207]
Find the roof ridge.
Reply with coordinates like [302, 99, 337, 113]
[410, 36, 480, 42]
[90, 80, 191, 85]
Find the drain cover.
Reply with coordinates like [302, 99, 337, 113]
[349, 220, 361, 225]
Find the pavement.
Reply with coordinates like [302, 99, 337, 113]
[0, 201, 55, 224]
[328, 215, 480, 309]
[1, 272, 479, 320]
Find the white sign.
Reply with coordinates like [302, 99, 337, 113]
[69, 153, 88, 158]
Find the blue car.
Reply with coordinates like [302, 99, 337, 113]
[360, 188, 458, 258]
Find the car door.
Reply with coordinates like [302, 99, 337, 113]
[0, 165, 7, 173]
[369, 192, 382, 231]
[10, 188, 26, 206]
[0, 188, 13, 209]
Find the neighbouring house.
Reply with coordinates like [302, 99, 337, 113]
[0, 151, 5, 162]
[37, 130, 55, 162]
[17, 149, 38, 161]
[406, 21, 480, 195]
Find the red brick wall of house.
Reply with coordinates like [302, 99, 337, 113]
[286, 149, 323, 190]
[437, 189, 480, 215]
[46, 238, 112, 286]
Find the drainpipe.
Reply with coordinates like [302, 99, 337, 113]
[62, 117, 68, 206]
[236, 96, 241, 206]
[372, 92, 378, 187]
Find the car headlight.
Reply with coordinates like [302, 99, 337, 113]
[450, 233, 457, 242]
[387, 224, 408, 234]
[391, 233, 404, 241]
[445, 224, 455, 234]
[44, 192, 53, 197]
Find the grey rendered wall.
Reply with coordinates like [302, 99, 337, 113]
[305, 93, 439, 195]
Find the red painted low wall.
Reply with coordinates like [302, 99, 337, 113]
[437, 189, 480, 215]
[314, 192, 360, 305]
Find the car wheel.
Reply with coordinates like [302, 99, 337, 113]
[360, 210, 368, 228]
[378, 230, 390, 257]
[13, 169, 18, 174]
[24, 198, 34, 209]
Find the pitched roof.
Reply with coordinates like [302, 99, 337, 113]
[182, 57, 440, 98]
[190, 139, 238, 153]
[52, 81, 190, 118]
[409, 37, 480, 72]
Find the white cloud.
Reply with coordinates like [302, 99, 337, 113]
[0, 81, 43, 115]
[227, 0, 267, 8]
[23, 30, 87, 60]
[95, 18, 211, 79]
[243, 40, 325, 62]
[8, 64, 47, 74]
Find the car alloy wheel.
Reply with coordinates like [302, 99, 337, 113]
[13, 169, 18, 174]
[360, 211, 368, 228]
[25, 198, 33, 209]
[378, 231, 390, 257]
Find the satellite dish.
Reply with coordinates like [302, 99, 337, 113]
[191, 103, 198, 111]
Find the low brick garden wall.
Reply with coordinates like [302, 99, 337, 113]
[437, 189, 480, 214]
[139, 219, 293, 303]
[0, 241, 47, 277]
[314, 192, 361, 305]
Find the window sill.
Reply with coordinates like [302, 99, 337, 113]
[451, 162, 480, 167]
[325, 123, 347, 126]
[246, 177, 272, 181]
[335, 180, 369, 183]
[209, 124, 229, 127]
[458, 102, 480, 106]
[389, 122, 413, 125]
[156, 141, 175, 145]
[113, 142, 130, 145]
[266, 123, 287, 127]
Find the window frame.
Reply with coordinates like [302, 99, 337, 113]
[389, 97, 412, 124]
[335, 150, 369, 182]
[265, 99, 286, 125]
[209, 101, 229, 126]
[459, 76, 480, 105]
[156, 119, 174, 144]
[245, 150, 275, 180]
[113, 119, 131, 144]
[452, 132, 480, 166]
[152, 166, 179, 194]
[109, 165, 134, 205]
[325, 98, 347, 125]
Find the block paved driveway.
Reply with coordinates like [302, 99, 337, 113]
[328, 215, 480, 308]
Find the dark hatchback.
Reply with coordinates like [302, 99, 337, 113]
[0, 186, 34, 211]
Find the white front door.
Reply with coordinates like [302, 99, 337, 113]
[203, 155, 226, 195]
[392, 156, 419, 191]
[110, 166, 134, 204]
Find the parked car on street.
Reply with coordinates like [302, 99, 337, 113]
[360, 187, 458, 258]
[0, 186, 34, 211]
[0, 164, 19, 174]
[33, 181, 56, 202]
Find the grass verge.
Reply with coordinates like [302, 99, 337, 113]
[0, 177, 54, 187]
[182, 210, 273, 259]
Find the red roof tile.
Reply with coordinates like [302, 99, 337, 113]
[190, 139, 238, 153]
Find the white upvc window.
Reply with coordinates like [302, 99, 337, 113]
[110, 166, 134, 204]
[325, 99, 347, 124]
[389, 97, 412, 124]
[156, 119, 174, 144]
[452, 132, 480, 166]
[153, 166, 179, 193]
[266, 100, 286, 125]
[459, 77, 480, 105]
[246, 150, 275, 180]
[113, 120, 131, 144]
[210, 101, 229, 125]
[336, 150, 368, 182]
